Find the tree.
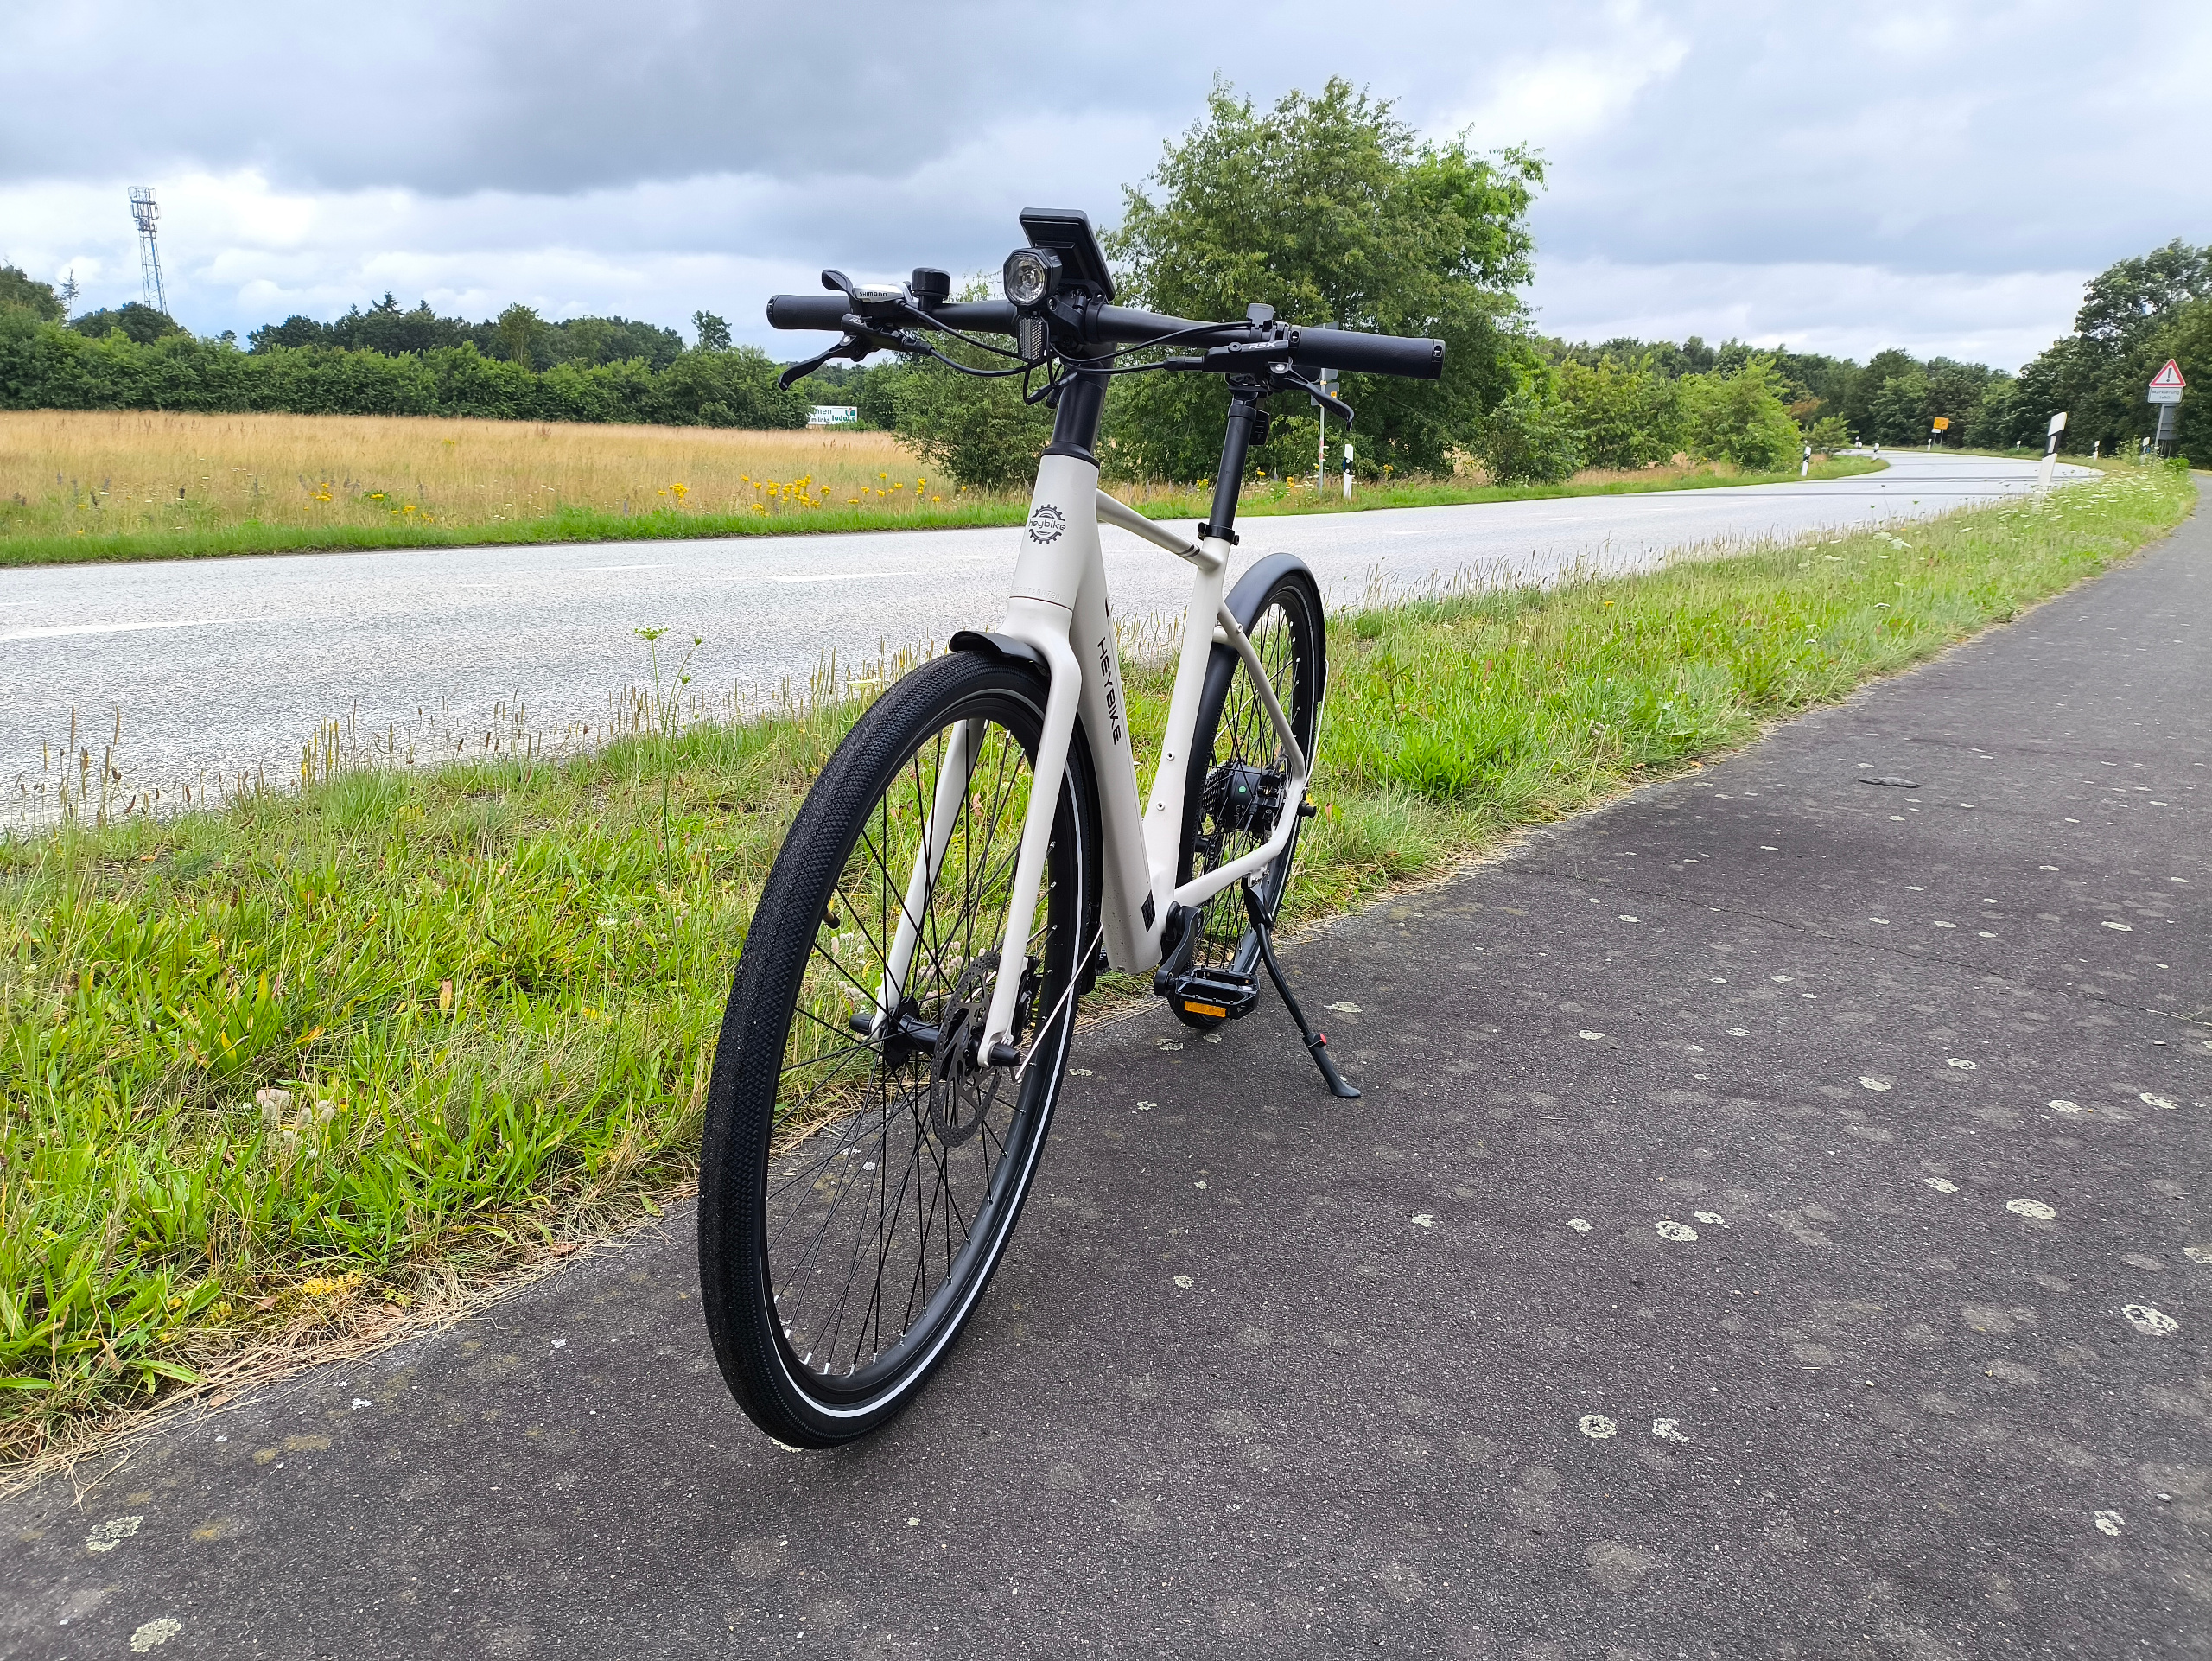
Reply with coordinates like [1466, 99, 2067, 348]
[1476, 373, 1580, 483]
[1868, 367, 1929, 446]
[2010, 240, 2211, 452]
[67, 302, 184, 344]
[1103, 77, 1541, 480]
[693, 310, 732, 352]
[1679, 359, 1801, 469]
[0, 264, 64, 322]
[2075, 239, 2211, 349]
[1841, 348, 1916, 441]
[1554, 355, 1681, 468]
[494, 303, 542, 368]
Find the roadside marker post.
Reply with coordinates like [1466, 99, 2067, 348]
[1316, 367, 1339, 498]
[2147, 360, 2184, 457]
[1343, 442, 1354, 501]
[1801, 442, 1811, 479]
[2037, 411, 2066, 492]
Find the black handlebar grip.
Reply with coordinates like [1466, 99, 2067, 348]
[1286, 326, 1445, 380]
[766, 294, 853, 331]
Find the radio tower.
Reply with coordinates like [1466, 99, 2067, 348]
[128, 187, 168, 315]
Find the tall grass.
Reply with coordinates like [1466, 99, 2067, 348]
[0, 408, 1878, 568]
[0, 461, 2192, 1465]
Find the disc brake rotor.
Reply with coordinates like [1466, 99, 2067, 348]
[929, 953, 1004, 1148]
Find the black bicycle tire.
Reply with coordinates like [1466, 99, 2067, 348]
[697, 652, 1096, 1446]
[1172, 565, 1324, 1012]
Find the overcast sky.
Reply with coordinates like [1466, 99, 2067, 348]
[3, 0, 2203, 370]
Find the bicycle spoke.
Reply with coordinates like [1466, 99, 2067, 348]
[760, 690, 1066, 1391]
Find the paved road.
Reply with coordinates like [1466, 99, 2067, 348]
[3, 482, 2201, 1661]
[0, 452, 2081, 816]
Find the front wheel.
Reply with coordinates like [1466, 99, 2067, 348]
[697, 652, 1096, 1446]
[1173, 558, 1324, 1026]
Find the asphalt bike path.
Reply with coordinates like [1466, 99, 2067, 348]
[1, 452, 2085, 815]
[3, 481, 2202, 1659]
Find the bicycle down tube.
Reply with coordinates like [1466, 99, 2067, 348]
[875, 374, 1304, 1055]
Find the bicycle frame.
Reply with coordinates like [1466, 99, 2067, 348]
[876, 447, 1310, 1054]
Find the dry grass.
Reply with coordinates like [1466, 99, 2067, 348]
[0, 410, 989, 537]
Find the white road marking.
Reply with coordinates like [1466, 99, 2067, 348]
[2007, 1198, 2056, 1219]
[4, 616, 252, 640]
[1651, 1418, 1689, 1443]
[1923, 1178, 1959, 1193]
[2094, 1511, 2125, 1537]
[2122, 1305, 2177, 1336]
[1579, 1414, 1618, 1439]
[1567, 1218, 1593, 1232]
[1656, 1220, 1699, 1241]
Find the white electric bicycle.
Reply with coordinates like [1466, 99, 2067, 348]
[698, 208, 1444, 1445]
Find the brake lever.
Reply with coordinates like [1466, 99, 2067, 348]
[1276, 366, 1356, 426]
[777, 336, 863, 390]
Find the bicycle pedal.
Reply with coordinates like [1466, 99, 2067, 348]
[1154, 964, 1259, 1023]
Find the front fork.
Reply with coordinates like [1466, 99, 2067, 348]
[874, 716, 983, 1029]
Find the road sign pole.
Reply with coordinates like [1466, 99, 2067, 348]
[2146, 359, 2185, 458]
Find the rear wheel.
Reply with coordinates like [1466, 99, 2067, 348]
[1172, 566, 1322, 1026]
[698, 652, 1095, 1446]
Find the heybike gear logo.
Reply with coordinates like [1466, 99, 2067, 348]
[1026, 504, 1067, 544]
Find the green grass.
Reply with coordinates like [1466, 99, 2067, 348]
[0, 455, 1882, 569]
[0, 461, 2192, 1463]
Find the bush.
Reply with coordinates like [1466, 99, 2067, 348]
[1476, 378, 1582, 484]
[1807, 415, 1851, 453]
[1679, 359, 1801, 470]
[1555, 356, 1681, 468]
[890, 357, 1053, 492]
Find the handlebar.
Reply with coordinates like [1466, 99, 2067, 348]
[1285, 325, 1444, 381]
[765, 290, 1443, 380]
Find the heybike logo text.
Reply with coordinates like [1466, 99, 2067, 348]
[1096, 635, 1123, 744]
[1026, 504, 1066, 544]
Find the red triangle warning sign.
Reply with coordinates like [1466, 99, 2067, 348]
[2150, 359, 2186, 389]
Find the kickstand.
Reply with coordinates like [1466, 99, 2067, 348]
[1240, 881, 1361, 1099]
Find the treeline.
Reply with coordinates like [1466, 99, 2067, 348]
[2013, 239, 2209, 458]
[1548, 337, 2012, 450]
[0, 287, 806, 430]
[247, 294, 690, 372]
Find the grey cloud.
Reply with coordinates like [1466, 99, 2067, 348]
[6, 0, 2204, 362]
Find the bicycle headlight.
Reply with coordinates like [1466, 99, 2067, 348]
[1002, 246, 1059, 309]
